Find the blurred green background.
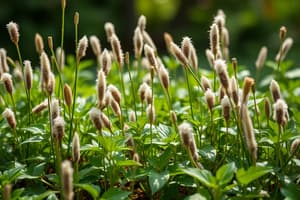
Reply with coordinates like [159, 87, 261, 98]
[0, 0, 299, 68]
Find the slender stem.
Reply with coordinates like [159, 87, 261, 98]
[252, 89, 260, 130]
[276, 124, 282, 167]
[118, 65, 128, 120]
[60, 2, 65, 71]
[55, 141, 62, 197]
[127, 57, 138, 122]
[184, 67, 194, 120]
[47, 96, 56, 168]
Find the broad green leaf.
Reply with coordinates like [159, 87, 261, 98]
[21, 136, 44, 144]
[184, 193, 208, 200]
[281, 183, 300, 200]
[75, 183, 100, 199]
[100, 188, 131, 200]
[236, 166, 273, 185]
[21, 127, 45, 135]
[149, 170, 170, 195]
[285, 68, 300, 79]
[78, 166, 100, 181]
[116, 160, 142, 167]
[216, 162, 236, 186]
[199, 145, 216, 161]
[182, 168, 217, 188]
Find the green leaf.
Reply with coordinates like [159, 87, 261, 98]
[78, 166, 100, 181]
[149, 170, 170, 195]
[21, 136, 44, 145]
[281, 183, 300, 200]
[100, 188, 131, 200]
[182, 168, 217, 188]
[116, 160, 142, 167]
[236, 166, 273, 185]
[216, 162, 236, 186]
[75, 183, 100, 199]
[184, 193, 208, 200]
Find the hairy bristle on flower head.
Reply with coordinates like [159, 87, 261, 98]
[214, 59, 229, 90]
[270, 79, 281, 102]
[264, 97, 271, 121]
[61, 160, 74, 200]
[222, 27, 229, 48]
[279, 26, 287, 41]
[129, 110, 136, 122]
[77, 35, 88, 60]
[201, 76, 211, 91]
[72, 132, 80, 163]
[144, 44, 157, 69]
[47, 36, 53, 51]
[104, 22, 115, 42]
[52, 116, 65, 142]
[273, 99, 289, 127]
[108, 84, 121, 105]
[89, 107, 103, 131]
[181, 37, 191, 59]
[100, 112, 112, 130]
[146, 104, 155, 124]
[290, 138, 300, 155]
[32, 100, 48, 114]
[240, 103, 257, 163]
[46, 72, 55, 96]
[89, 35, 101, 56]
[178, 122, 193, 148]
[97, 70, 106, 107]
[255, 46, 267, 70]
[56, 47, 65, 71]
[205, 89, 215, 112]
[138, 82, 150, 102]
[230, 77, 239, 106]
[210, 23, 219, 58]
[24, 60, 33, 90]
[133, 27, 143, 58]
[205, 49, 215, 69]
[7, 21, 19, 44]
[110, 97, 121, 117]
[64, 84, 72, 108]
[1, 73, 13, 94]
[2, 108, 16, 129]
[100, 49, 112, 75]
[35, 33, 44, 55]
[40, 52, 51, 88]
[241, 77, 254, 104]
[51, 99, 60, 121]
[138, 15, 146, 32]
[110, 34, 124, 67]
[170, 42, 188, 66]
[142, 31, 157, 52]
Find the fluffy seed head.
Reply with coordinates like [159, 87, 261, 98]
[46, 72, 55, 96]
[205, 89, 215, 112]
[77, 35, 88, 60]
[40, 52, 51, 87]
[52, 116, 65, 142]
[61, 160, 74, 200]
[170, 42, 188, 66]
[2, 108, 16, 129]
[100, 49, 112, 75]
[178, 122, 193, 147]
[108, 85, 121, 105]
[221, 96, 230, 123]
[255, 46, 267, 70]
[56, 47, 65, 71]
[201, 76, 211, 91]
[133, 152, 140, 163]
[145, 86, 153, 105]
[222, 27, 229, 47]
[230, 77, 239, 106]
[89, 107, 102, 131]
[138, 82, 150, 102]
[143, 31, 157, 52]
[273, 99, 289, 127]
[232, 57, 238, 75]
[241, 77, 254, 104]
[0, 49, 9, 73]
[164, 32, 173, 53]
[290, 138, 300, 155]
[13, 65, 22, 81]
[129, 110, 136, 122]
[144, 44, 157, 69]
[158, 66, 169, 90]
[89, 35, 101, 56]
[240, 103, 257, 163]
[51, 99, 60, 121]
[3, 184, 12, 200]
[133, 27, 144, 58]
[24, 60, 33, 90]
[61, 0, 66, 9]
[35, 33, 44, 55]
[32, 100, 48, 114]
[189, 138, 199, 161]
[215, 59, 229, 90]
[138, 15, 146, 31]
[100, 112, 112, 130]
[1, 73, 13, 94]
[276, 37, 293, 62]
[7, 21, 19, 44]
[47, 36, 53, 51]
[205, 49, 215, 68]
[279, 26, 287, 41]
[170, 110, 177, 125]
[189, 43, 198, 71]
[97, 70, 106, 106]
[210, 23, 219, 57]
[72, 132, 80, 163]
[110, 97, 121, 117]
[104, 22, 115, 42]
[64, 84, 73, 108]
[110, 34, 124, 67]
[74, 12, 79, 26]
[146, 104, 155, 124]
[270, 79, 281, 102]
[181, 37, 191, 59]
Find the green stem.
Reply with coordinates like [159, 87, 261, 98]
[184, 67, 195, 120]
[119, 65, 128, 120]
[47, 96, 56, 168]
[127, 57, 138, 122]
[276, 124, 282, 167]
